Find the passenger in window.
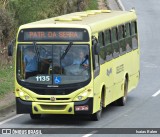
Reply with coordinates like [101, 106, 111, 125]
[132, 37, 138, 49]
[24, 47, 38, 79]
[113, 49, 118, 57]
[120, 47, 123, 54]
[106, 52, 112, 61]
[126, 43, 131, 51]
[39, 47, 53, 74]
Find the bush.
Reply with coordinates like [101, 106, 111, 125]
[0, 8, 14, 67]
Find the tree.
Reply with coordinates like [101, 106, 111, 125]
[9, 0, 78, 26]
[0, 0, 9, 9]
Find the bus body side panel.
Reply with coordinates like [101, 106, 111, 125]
[127, 49, 140, 93]
[128, 36, 140, 92]
[100, 61, 114, 108]
[127, 37, 140, 93]
[112, 56, 125, 102]
[92, 69, 101, 113]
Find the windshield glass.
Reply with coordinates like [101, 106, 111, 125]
[17, 44, 90, 85]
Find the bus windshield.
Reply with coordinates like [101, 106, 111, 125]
[17, 44, 90, 85]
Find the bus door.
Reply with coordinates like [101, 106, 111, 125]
[92, 36, 101, 112]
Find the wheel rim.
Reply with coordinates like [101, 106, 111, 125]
[98, 99, 103, 118]
[123, 95, 126, 104]
[123, 80, 128, 103]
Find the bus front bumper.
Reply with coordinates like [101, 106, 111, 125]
[16, 97, 93, 115]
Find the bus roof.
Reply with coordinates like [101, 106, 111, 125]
[20, 10, 137, 33]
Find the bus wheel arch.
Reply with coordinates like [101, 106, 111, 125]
[117, 73, 129, 106]
[91, 85, 105, 121]
[125, 73, 129, 84]
[101, 85, 106, 108]
[124, 73, 129, 102]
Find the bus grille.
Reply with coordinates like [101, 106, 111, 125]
[37, 98, 70, 101]
[27, 87, 79, 95]
[40, 104, 66, 110]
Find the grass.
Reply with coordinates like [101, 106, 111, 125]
[0, 66, 14, 97]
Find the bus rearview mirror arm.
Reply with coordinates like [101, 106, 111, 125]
[95, 43, 100, 55]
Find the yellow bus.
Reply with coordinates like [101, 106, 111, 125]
[8, 9, 140, 121]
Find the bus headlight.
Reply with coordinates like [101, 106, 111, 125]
[18, 90, 33, 101]
[73, 90, 91, 101]
[19, 91, 24, 96]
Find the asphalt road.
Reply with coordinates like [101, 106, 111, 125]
[1, 0, 160, 136]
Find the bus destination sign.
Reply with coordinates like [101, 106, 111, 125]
[18, 28, 89, 42]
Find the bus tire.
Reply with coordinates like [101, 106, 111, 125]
[91, 97, 102, 121]
[30, 114, 41, 120]
[117, 79, 128, 106]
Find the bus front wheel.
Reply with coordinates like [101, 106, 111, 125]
[30, 114, 42, 120]
[91, 98, 102, 121]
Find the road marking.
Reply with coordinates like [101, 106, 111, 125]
[118, 0, 125, 11]
[0, 114, 24, 125]
[82, 130, 98, 137]
[152, 90, 160, 97]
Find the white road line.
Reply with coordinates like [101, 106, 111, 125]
[0, 114, 24, 125]
[82, 130, 98, 137]
[152, 90, 160, 97]
[118, 0, 125, 11]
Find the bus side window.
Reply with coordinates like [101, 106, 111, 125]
[111, 27, 119, 58]
[105, 29, 113, 61]
[131, 21, 138, 50]
[125, 23, 132, 52]
[98, 32, 106, 64]
[131, 21, 137, 35]
[98, 32, 105, 47]
[118, 25, 126, 55]
[105, 29, 111, 45]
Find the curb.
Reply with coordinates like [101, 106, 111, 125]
[116, 0, 125, 11]
[107, 0, 122, 11]
[104, 0, 111, 10]
[0, 102, 16, 116]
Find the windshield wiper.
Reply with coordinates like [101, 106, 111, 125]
[59, 42, 73, 74]
[60, 42, 73, 60]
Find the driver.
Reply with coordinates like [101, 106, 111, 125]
[73, 50, 89, 68]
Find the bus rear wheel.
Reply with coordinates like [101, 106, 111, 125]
[117, 79, 128, 106]
[30, 114, 42, 120]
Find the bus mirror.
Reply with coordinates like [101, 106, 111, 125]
[95, 43, 100, 55]
[8, 42, 13, 56]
